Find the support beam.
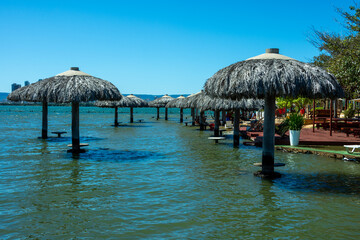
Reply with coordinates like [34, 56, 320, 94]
[41, 100, 48, 139]
[180, 108, 183, 123]
[165, 108, 168, 120]
[114, 107, 119, 126]
[233, 109, 240, 147]
[330, 99, 333, 136]
[71, 102, 80, 153]
[214, 110, 220, 137]
[130, 107, 134, 123]
[222, 110, 226, 125]
[313, 99, 315, 133]
[191, 108, 195, 126]
[260, 94, 276, 177]
[156, 107, 160, 120]
[199, 110, 205, 130]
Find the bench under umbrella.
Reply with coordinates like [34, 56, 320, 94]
[204, 48, 344, 178]
[149, 94, 174, 120]
[8, 67, 122, 153]
[95, 94, 148, 125]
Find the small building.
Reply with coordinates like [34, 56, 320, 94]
[11, 83, 21, 92]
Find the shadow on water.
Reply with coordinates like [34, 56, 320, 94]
[68, 149, 164, 162]
[110, 124, 151, 128]
[274, 172, 360, 196]
[45, 136, 105, 142]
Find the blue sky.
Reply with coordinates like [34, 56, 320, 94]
[0, 0, 355, 94]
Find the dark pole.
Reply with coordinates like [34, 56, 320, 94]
[191, 108, 195, 126]
[114, 107, 118, 126]
[233, 109, 240, 147]
[130, 107, 134, 123]
[330, 99, 333, 136]
[165, 107, 168, 120]
[200, 110, 205, 130]
[72, 101, 80, 153]
[157, 107, 160, 120]
[222, 110, 226, 125]
[180, 108, 183, 123]
[41, 100, 48, 139]
[214, 110, 220, 136]
[260, 94, 275, 177]
[313, 99, 315, 133]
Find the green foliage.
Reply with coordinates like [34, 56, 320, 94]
[344, 102, 356, 118]
[275, 118, 289, 137]
[293, 97, 311, 112]
[288, 113, 304, 130]
[310, 5, 360, 99]
[276, 97, 293, 109]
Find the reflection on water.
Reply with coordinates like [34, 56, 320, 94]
[0, 106, 360, 239]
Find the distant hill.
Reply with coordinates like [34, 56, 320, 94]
[0, 92, 8, 102]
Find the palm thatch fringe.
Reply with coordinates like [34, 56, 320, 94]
[204, 59, 344, 100]
[149, 94, 174, 107]
[8, 74, 121, 103]
[95, 94, 148, 108]
[183, 91, 263, 111]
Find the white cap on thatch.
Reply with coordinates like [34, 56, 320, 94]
[56, 67, 91, 76]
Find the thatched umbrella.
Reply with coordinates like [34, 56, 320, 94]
[204, 48, 344, 178]
[8, 67, 122, 153]
[198, 95, 264, 146]
[7, 85, 51, 139]
[95, 94, 148, 125]
[166, 95, 186, 123]
[149, 94, 174, 120]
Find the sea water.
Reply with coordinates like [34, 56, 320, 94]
[0, 105, 360, 239]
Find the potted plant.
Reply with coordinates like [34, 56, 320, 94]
[288, 113, 304, 146]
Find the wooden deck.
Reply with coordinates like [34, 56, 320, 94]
[245, 128, 360, 147]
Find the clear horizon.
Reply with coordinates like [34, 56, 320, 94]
[0, 0, 354, 94]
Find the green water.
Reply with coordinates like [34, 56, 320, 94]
[0, 106, 360, 239]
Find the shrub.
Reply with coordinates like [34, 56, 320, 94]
[288, 113, 304, 130]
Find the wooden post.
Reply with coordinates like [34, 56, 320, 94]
[72, 102, 80, 153]
[214, 110, 220, 136]
[200, 110, 205, 130]
[191, 108, 195, 126]
[180, 108, 183, 123]
[222, 110, 226, 125]
[165, 107, 168, 120]
[130, 107, 134, 123]
[114, 107, 118, 126]
[233, 109, 240, 147]
[261, 94, 276, 176]
[330, 99, 333, 136]
[313, 99, 315, 133]
[41, 100, 48, 139]
[156, 107, 160, 120]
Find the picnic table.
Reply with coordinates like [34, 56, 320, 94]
[51, 131, 67, 137]
[208, 136, 225, 143]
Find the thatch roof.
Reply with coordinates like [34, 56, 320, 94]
[95, 94, 148, 108]
[204, 49, 344, 100]
[7, 67, 122, 103]
[184, 91, 263, 111]
[149, 94, 174, 107]
[165, 95, 186, 108]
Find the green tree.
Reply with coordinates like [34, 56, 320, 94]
[310, 5, 360, 100]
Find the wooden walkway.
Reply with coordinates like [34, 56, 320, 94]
[245, 127, 360, 146]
